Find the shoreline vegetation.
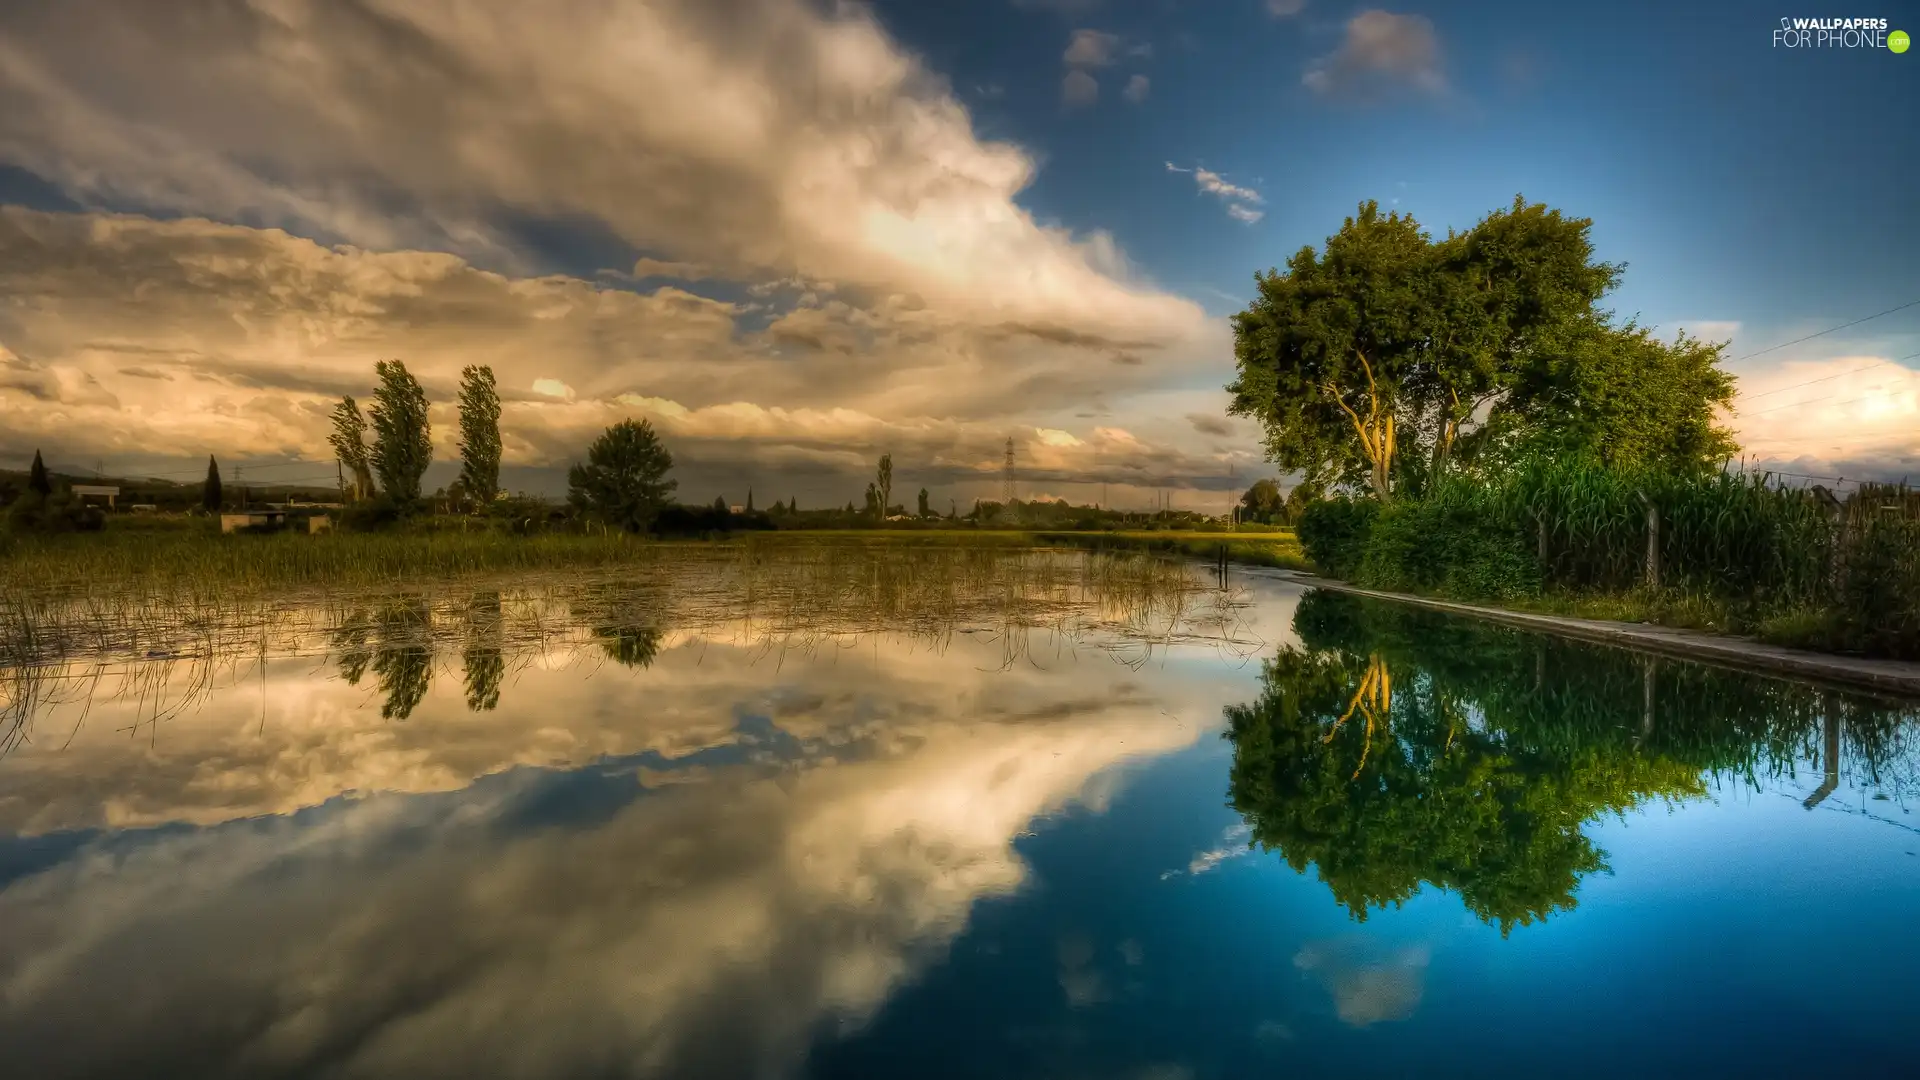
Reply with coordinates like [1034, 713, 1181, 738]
[0, 515, 1304, 595]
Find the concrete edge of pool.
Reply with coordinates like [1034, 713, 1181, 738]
[1237, 567, 1920, 700]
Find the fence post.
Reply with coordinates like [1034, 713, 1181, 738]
[1637, 491, 1660, 591]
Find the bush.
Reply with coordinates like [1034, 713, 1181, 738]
[337, 496, 410, 532]
[1295, 496, 1378, 580]
[1356, 482, 1540, 602]
[4, 491, 106, 534]
[649, 504, 777, 538]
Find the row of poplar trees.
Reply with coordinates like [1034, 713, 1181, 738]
[327, 360, 502, 508]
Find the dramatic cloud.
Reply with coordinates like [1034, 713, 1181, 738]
[1165, 163, 1264, 225]
[1123, 74, 1151, 104]
[0, 205, 1235, 502]
[1302, 10, 1446, 99]
[0, 0, 1200, 341]
[1729, 355, 1920, 479]
[0, 1, 1252, 500]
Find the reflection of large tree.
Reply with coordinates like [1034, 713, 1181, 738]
[1224, 590, 1892, 934]
[463, 591, 505, 712]
[332, 597, 432, 720]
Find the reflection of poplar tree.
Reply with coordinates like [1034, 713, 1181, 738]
[371, 596, 432, 720]
[331, 608, 374, 685]
[462, 590, 504, 711]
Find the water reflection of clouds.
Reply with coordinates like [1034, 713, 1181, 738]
[1293, 939, 1433, 1028]
[0, 621, 1241, 837]
[0, 690, 1200, 1078]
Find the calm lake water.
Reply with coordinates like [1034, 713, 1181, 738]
[2, 543, 1917, 1079]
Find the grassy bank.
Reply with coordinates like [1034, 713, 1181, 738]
[1035, 530, 1309, 571]
[1289, 462, 1920, 660]
[0, 520, 1301, 596]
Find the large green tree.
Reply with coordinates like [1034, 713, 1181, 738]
[567, 419, 677, 532]
[369, 360, 432, 503]
[1240, 478, 1284, 523]
[329, 396, 375, 500]
[455, 365, 502, 507]
[1228, 197, 1622, 500]
[1495, 320, 1737, 473]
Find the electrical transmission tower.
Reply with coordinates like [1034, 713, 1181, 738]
[1003, 437, 1016, 505]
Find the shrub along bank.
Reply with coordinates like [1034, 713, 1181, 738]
[1295, 459, 1920, 660]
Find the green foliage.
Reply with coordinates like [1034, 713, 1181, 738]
[1497, 322, 1737, 473]
[5, 489, 105, 535]
[1228, 195, 1624, 499]
[329, 397, 375, 500]
[1318, 456, 1920, 658]
[1239, 478, 1285, 523]
[369, 360, 433, 503]
[1357, 480, 1540, 601]
[596, 623, 663, 668]
[202, 456, 223, 513]
[455, 366, 502, 506]
[1295, 496, 1379, 579]
[567, 419, 677, 532]
[338, 495, 408, 532]
[462, 591, 504, 712]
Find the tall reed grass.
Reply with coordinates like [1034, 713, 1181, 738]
[1312, 460, 1920, 658]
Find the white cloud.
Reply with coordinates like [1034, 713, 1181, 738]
[0, 628, 1203, 1075]
[1123, 74, 1151, 104]
[1266, 0, 1308, 16]
[1294, 941, 1431, 1027]
[531, 378, 575, 400]
[0, 0, 1202, 343]
[1302, 10, 1446, 98]
[1166, 163, 1264, 224]
[1063, 29, 1121, 67]
[1674, 320, 1742, 342]
[1729, 355, 1920, 475]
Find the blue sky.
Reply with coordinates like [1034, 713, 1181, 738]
[0, 0, 1915, 500]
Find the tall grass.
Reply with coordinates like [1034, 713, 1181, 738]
[1307, 460, 1920, 658]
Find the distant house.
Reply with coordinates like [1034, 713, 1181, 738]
[129, 503, 159, 513]
[729, 505, 745, 514]
[71, 484, 120, 508]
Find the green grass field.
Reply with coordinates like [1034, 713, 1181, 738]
[0, 519, 1304, 596]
